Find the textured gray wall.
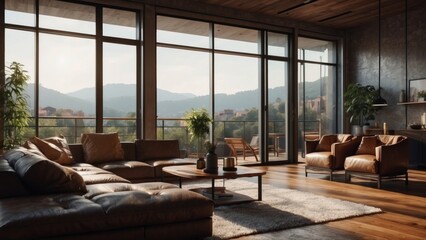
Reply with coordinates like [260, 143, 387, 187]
[348, 4, 426, 131]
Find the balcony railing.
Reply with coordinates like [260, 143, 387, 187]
[23, 116, 320, 157]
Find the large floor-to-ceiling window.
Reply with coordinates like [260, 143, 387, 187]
[156, 15, 290, 162]
[298, 37, 337, 157]
[2, 1, 341, 163]
[4, 0, 141, 143]
[213, 24, 261, 161]
[266, 32, 289, 161]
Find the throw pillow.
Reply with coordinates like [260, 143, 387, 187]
[13, 153, 86, 194]
[43, 135, 75, 164]
[356, 136, 382, 155]
[22, 140, 47, 157]
[30, 136, 74, 165]
[81, 132, 124, 164]
[315, 135, 337, 152]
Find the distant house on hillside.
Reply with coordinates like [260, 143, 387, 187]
[216, 109, 234, 120]
[39, 106, 56, 116]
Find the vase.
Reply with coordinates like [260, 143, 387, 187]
[204, 152, 218, 173]
[399, 90, 405, 103]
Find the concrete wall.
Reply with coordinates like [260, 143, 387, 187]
[347, 4, 426, 131]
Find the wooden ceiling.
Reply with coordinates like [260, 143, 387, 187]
[194, 0, 426, 29]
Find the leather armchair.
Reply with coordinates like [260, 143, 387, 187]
[344, 135, 409, 188]
[305, 134, 360, 180]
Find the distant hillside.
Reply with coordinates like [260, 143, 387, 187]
[68, 84, 196, 102]
[157, 87, 288, 117]
[24, 79, 323, 118]
[25, 84, 95, 115]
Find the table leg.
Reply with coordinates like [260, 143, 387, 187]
[179, 177, 182, 188]
[258, 175, 262, 201]
[211, 178, 215, 200]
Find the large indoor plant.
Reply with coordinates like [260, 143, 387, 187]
[184, 108, 212, 157]
[0, 62, 31, 150]
[344, 83, 377, 135]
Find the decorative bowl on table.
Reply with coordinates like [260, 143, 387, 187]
[409, 124, 422, 130]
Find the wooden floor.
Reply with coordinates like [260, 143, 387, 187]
[232, 163, 426, 240]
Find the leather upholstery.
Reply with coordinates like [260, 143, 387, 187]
[305, 152, 333, 168]
[69, 140, 194, 181]
[0, 159, 29, 198]
[344, 154, 378, 174]
[305, 134, 358, 170]
[71, 163, 131, 184]
[6, 148, 87, 194]
[81, 133, 125, 163]
[151, 158, 196, 177]
[95, 160, 156, 179]
[0, 145, 214, 239]
[344, 135, 409, 176]
[0, 182, 214, 239]
[344, 135, 409, 188]
[135, 139, 181, 160]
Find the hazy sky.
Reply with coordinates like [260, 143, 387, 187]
[5, 9, 329, 97]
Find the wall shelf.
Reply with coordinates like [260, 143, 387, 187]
[397, 101, 426, 105]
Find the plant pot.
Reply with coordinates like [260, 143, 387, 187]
[351, 125, 362, 136]
[204, 152, 218, 173]
[362, 125, 370, 135]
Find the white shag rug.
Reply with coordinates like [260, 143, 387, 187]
[185, 179, 382, 240]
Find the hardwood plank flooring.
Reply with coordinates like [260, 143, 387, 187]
[232, 164, 426, 239]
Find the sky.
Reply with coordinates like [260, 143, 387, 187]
[5, 8, 331, 97]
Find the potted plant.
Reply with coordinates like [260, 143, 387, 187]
[0, 62, 31, 150]
[344, 83, 377, 136]
[184, 108, 212, 158]
[417, 90, 426, 102]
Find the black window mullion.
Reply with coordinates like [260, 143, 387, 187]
[95, 6, 103, 133]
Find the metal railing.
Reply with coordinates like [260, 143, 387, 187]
[23, 116, 320, 155]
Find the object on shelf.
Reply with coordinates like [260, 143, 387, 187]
[383, 122, 388, 135]
[399, 90, 406, 103]
[409, 124, 422, 130]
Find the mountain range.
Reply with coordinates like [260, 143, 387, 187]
[24, 80, 322, 117]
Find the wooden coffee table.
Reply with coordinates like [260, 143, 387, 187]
[162, 165, 266, 205]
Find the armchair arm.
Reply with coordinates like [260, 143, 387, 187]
[332, 137, 362, 169]
[376, 138, 409, 176]
[305, 140, 319, 154]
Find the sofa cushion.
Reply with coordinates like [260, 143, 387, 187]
[95, 161, 156, 180]
[151, 159, 196, 178]
[13, 152, 86, 194]
[85, 182, 214, 226]
[0, 159, 29, 198]
[135, 139, 180, 160]
[344, 154, 378, 174]
[81, 133, 124, 164]
[356, 136, 382, 155]
[29, 136, 74, 165]
[70, 163, 130, 185]
[305, 152, 333, 169]
[0, 194, 107, 239]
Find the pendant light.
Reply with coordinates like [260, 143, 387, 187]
[373, 0, 388, 107]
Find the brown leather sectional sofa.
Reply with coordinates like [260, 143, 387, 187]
[0, 138, 213, 240]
